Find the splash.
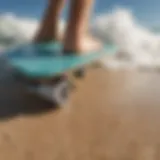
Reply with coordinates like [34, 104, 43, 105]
[0, 13, 38, 50]
[92, 8, 160, 70]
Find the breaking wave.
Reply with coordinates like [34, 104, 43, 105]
[1, 8, 160, 70]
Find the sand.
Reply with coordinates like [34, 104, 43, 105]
[0, 67, 160, 160]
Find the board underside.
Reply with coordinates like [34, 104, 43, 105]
[2, 42, 118, 78]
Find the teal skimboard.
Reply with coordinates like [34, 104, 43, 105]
[2, 42, 118, 105]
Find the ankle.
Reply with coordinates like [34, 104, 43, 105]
[63, 33, 81, 51]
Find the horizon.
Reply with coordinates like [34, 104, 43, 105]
[0, 0, 159, 27]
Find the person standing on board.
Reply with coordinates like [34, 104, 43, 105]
[34, 0, 102, 54]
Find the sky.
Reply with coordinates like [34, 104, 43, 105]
[0, 0, 159, 26]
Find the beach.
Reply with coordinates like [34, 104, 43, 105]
[0, 68, 160, 159]
[0, 1, 160, 159]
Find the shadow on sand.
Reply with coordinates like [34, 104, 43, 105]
[0, 59, 59, 121]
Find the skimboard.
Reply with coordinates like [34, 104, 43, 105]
[2, 42, 118, 106]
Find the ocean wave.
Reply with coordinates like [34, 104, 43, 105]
[0, 8, 160, 70]
[92, 8, 160, 70]
[0, 13, 38, 50]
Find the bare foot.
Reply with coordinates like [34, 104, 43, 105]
[63, 34, 102, 54]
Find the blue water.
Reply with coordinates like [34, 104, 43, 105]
[0, 0, 160, 25]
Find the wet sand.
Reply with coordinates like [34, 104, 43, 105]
[0, 68, 160, 160]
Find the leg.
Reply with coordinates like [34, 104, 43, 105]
[34, 0, 65, 43]
[63, 0, 102, 53]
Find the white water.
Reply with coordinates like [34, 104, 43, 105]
[0, 8, 160, 70]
